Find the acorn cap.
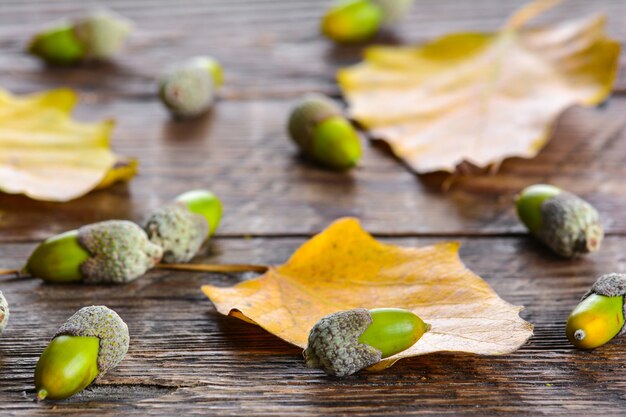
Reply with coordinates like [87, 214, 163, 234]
[144, 203, 209, 264]
[372, 0, 415, 24]
[583, 273, 626, 336]
[55, 306, 129, 375]
[288, 94, 362, 169]
[537, 192, 603, 258]
[159, 66, 214, 118]
[74, 10, 132, 60]
[304, 308, 382, 377]
[288, 94, 341, 150]
[78, 220, 163, 284]
[0, 291, 8, 333]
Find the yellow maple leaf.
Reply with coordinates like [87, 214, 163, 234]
[0, 88, 137, 202]
[338, 0, 620, 174]
[202, 218, 533, 370]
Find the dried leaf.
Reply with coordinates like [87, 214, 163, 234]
[338, 0, 620, 174]
[0, 88, 137, 202]
[202, 218, 533, 370]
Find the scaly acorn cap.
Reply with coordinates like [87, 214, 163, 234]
[159, 56, 224, 119]
[54, 306, 129, 374]
[145, 190, 223, 263]
[515, 184, 603, 258]
[73, 10, 133, 60]
[0, 291, 8, 333]
[27, 10, 131, 65]
[321, 0, 383, 43]
[145, 203, 208, 263]
[372, 0, 415, 24]
[304, 309, 382, 377]
[288, 94, 362, 169]
[583, 273, 626, 336]
[79, 220, 163, 283]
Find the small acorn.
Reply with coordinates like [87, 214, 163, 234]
[321, 0, 414, 43]
[158, 56, 224, 119]
[35, 306, 129, 401]
[28, 10, 132, 65]
[144, 190, 223, 263]
[288, 94, 362, 169]
[24, 220, 163, 284]
[304, 308, 429, 376]
[566, 273, 626, 349]
[0, 291, 8, 334]
[515, 184, 603, 258]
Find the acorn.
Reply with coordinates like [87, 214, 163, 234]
[515, 184, 603, 258]
[24, 220, 163, 284]
[321, 0, 414, 43]
[35, 305, 129, 401]
[566, 273, 626, 349]
[0, 291, 8, 334]
[304, 308, 429, 376]
[28, 10, 132, 65]
[288, 94, 362, 169]
[144, 190, 223, 263]
[158, 56, 224, 119]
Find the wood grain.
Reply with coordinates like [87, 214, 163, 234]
[1, 236, 626, 416]
[1, 96, 626, 241]
[1, 0, 625, 415]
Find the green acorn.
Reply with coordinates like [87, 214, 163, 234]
[304, 308, 429, 376]
[288, 94, 362, 169]
[35, 305, 129, 401]
[321, 0, 414, 43]
[321, 0, 382, 43]
[515, 184, 603, 258]
[158, 56, 224, 119]
[24, 220, 163, 284]
[566, 273, 626, 349]
[144, 190, 223, 263]
[28, 10, 132, 65]
[0, 291, 8, 334]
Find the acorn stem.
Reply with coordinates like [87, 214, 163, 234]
[37, 389, 48, 401]
[155, 263, 269, 273]
[0, 269, 19, 277]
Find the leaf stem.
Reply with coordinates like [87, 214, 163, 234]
[155, 263, 269, 273]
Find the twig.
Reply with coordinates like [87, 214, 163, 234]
[155, 263, 269, 274]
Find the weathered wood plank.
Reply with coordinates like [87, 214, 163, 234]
[0, 0, 624, 98]
[1, 96, 625, 241]
[1, 236, 625, 416]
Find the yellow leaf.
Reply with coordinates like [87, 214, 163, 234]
[338, 0, 620, 174]
[95, 156, 138, 190]
[202, 218, 533, 370]
[0, 88, 137, 202]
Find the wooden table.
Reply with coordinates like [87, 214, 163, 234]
[1, 0, 626, 415]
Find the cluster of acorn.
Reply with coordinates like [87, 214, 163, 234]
[26, 10, 224, 119]
[0, 190, 222, 400]
[6, 0, 624, 386]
